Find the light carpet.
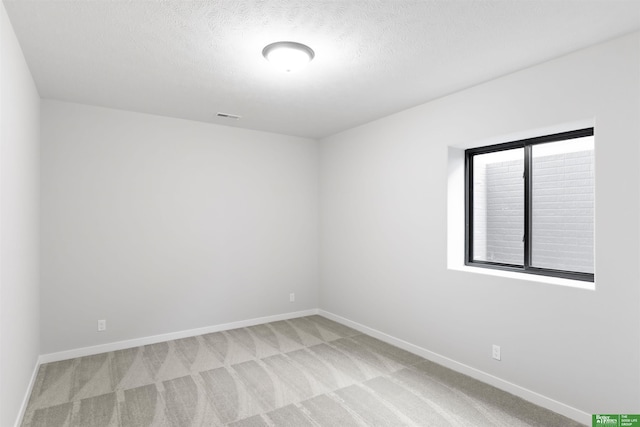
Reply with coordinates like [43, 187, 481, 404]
[21, 315, 585, 426]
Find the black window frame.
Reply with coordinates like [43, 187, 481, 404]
[465, 128, 595, 282]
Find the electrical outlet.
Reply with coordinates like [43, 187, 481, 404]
[289, 293, 295, 303]
[98, 319, 106, 332]
[492, 344, 501, 361]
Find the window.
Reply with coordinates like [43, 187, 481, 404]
[465, 128, 594, 282]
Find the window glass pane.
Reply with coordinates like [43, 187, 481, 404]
[472, 148, 524, 265]
[531, 137, 594, 273]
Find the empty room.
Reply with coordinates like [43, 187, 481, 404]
[1, 1, 639, 426]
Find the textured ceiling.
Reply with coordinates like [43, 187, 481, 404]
[4, 0, 640, 138]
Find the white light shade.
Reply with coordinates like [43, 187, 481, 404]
[262, 41, 314, 73]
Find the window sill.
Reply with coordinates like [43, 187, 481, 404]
[449, 264, 596, 291]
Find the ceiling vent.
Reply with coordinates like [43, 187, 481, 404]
[217, 112, 241, 120]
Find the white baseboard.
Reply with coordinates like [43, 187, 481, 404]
[318, 309, 591, 426]
[39, 309, 318, 364]
[14, 357, 40, 427]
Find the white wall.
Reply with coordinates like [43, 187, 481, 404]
[320, 32, 640, 416]
[40, 101, 319, 354]
[0, 3, 41, 426]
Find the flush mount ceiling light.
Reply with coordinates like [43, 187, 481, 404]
[262, 41, 315, 73]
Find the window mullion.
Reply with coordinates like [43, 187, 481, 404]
[523, 145, 532, 269]
[465, 151, 473, 264]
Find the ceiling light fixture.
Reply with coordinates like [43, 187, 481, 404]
[262, 41, 315, 73]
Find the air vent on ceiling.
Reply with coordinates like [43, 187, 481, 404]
[217, 112, 241, 120]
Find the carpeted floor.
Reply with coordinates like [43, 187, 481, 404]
[21, 315, 585, 426]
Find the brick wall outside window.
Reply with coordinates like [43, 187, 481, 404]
[475, 150, 594, 273]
